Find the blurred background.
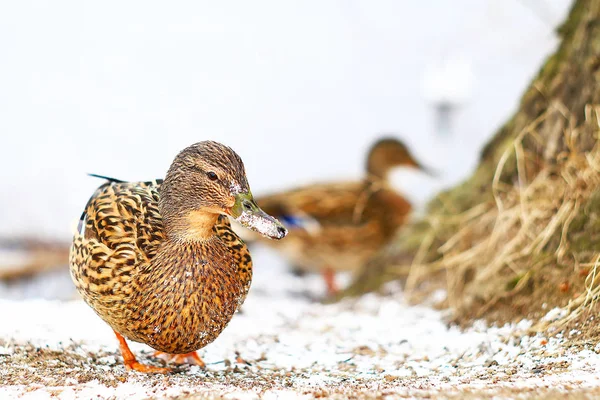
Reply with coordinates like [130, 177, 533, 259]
[0, 1, 572, 298]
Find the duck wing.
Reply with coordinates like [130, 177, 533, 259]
[70, 178, 166, 306]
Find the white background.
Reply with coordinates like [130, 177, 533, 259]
[0, 0, 572, 239]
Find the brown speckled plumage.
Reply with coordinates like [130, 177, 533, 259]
[69, 141, 285, 372]
[256, 181, 411, 274]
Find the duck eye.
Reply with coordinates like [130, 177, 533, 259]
[207, 171, 218, 181]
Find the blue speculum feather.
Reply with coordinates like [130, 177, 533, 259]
[279, 215, 304, 228]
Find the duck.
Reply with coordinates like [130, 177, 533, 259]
[70, 141, 287, 374]
[250, 137, 426, 295]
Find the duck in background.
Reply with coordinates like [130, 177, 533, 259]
[70, 141, 287, 373]
[251, 137, 428, 296]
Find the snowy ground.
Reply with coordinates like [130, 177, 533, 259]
[2, 248, 600, 399]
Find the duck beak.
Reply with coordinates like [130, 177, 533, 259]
[418, 163, 438, 177]
[229, 192, 287, 240]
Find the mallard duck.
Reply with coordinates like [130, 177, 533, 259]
[70, 141, 287, 374]
[252, 137, 426, 295]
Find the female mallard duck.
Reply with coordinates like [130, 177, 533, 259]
[252, 137, 426, 295]
[70, 141, 287, 373]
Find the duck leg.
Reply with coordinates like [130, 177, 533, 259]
[114, 330, 171, 374]
[323, 267, 338, 295]
[153, 351, 206, 368]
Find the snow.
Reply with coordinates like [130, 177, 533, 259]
[542, 307, 569, 322]
[1, 247, 600, 399]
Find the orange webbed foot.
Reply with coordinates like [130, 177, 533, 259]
[153, 351, 206, 368]
[124, 360, 171, 374]
[114, 330, 171, 374]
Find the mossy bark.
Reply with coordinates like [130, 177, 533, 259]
[346, 0, 600, 298]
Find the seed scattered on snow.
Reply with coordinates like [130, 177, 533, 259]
[1, 248, 600, 398]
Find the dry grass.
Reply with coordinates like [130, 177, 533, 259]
[401, 104, 600, 330]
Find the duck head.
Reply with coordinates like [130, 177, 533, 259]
[366, 137, 433, 180]
[159, 141, 287, 241]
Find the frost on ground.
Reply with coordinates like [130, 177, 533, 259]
[1, 248, 600, 399]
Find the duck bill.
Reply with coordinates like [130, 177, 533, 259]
[418, 163, 438, 177]
[229, 193, 287, 240]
